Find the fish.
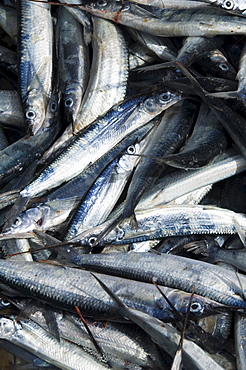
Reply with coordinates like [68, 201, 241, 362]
[161, 103, 228, 169]
[71, 251, 246, 307]
[0, 260, 226, 321]
[78, 1, 246, 37]
[19, 90, 182, 198]
[70, 204, 246, 248]
[91, 272, 226, 370]
[18, 0, 53, 135]
[56, 6, 89, 125]
[0, 316, 110, 369]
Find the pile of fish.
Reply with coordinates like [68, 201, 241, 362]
[2, 0, 246, 368]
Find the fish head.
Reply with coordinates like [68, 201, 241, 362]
[80, 0, 124, 18]
[63, 83, 84, 124]
[178, 294, 228, 318]
[207, 50, 237, 80]
[158, 290, 227, 319]
[141, 90, 182, 116]
[219, 0, 246, 11]
[0, 317, 20, 338]
[42, 90, 60, 130]
[24, 89, 46, 135]
[209, 0, 246, 13]
[1, 207, 45, 236]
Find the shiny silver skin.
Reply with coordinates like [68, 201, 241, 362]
[12, 300, 161, 368]
[71, 251, 246, 307]
[0, 122, 155, 240]
[93, 273, 225, 370]
[0, 90, 60, 186]
[47, 14, 129, 160]
[0, 198, 80, 236]
[0, 260, 225, 321]
[235, 312, 246, 370]
[57, 6, 89, 124]
[128, 28, 177, 62]
[138, 150, 246, 209]
[128, 0, 209, 7]
[71, 204, 246, 250]
[64, 138, 149, 240]
[0, 238, 33, 261]
[129, 42, 157, 70]
[115, 99, 196, 221]
[0, 90, 24, 127]
[79, 1, 246, 37]
[236, 41, 246, 106]
[0, 316, 109, 370]
[18, 0, 53, 135]
[20, 91, 182, 198]
[75, 15, 129, 131]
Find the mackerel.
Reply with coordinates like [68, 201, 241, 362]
[112, 99, 196, 223]
[93, 273, 225, 370]
[0, 90, 60, 186]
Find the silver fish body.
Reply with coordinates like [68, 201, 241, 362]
[18, 0, 53, 135]
[0, 260, 225, 321]
[80, 1, 246, 37]
[0, 316, 109, 370]
[138, 150, 246, 209]
[71, 204, 246, 248]
[57, 6, 89, 124]
[20, 91, 182, 198]
[72, 251, 246, 307]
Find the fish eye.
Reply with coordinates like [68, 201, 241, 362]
[190, 301, 202, 313]
[13, 217, 22, 228]
[159, 92, 172, 102]
[219, 63, 229, 71]
[122, 3, 130, 11]
[64, 97, 74, 108]
[116, 226, 125, 241]
[222, 0, 234, 9]
[25, 109, 36, 120]
[50, 101, 58, 112]
[127, 145, 136, 155]
[88, 236, 97, 246]
[0, 299, 10, 307]
[96, 0, 108, 6]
